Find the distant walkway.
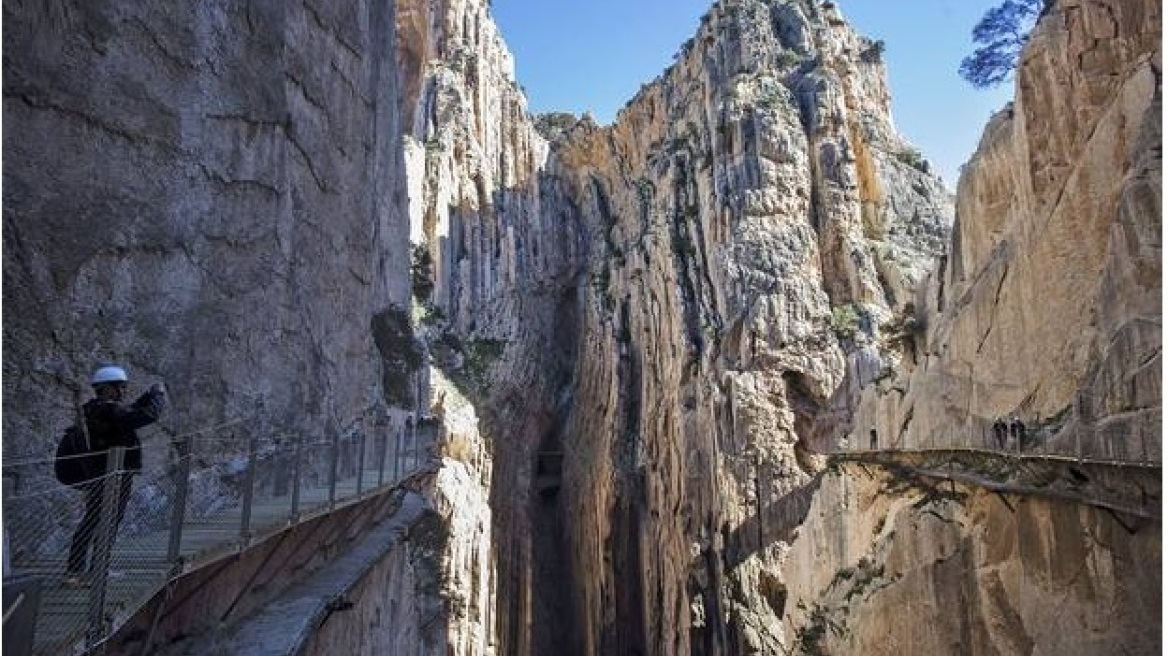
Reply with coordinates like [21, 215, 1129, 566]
[721, 445, 1160, 570]
[832, 447, 1161, 520]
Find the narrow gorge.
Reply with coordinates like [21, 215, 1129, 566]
[3, 0, 1160, 654]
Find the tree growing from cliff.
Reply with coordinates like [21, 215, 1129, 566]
[411, 243, 435, 300]
[959, 0, 1047, 88]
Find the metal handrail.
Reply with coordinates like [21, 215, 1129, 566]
[829, 413, 1158, 466]
[1, 402, 430, 656]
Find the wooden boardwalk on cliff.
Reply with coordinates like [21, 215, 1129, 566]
[2, 408, 436, 656]
[5, 440, 1157, 656]
[21, 466, 396, 656]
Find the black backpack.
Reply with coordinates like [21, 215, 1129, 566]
[54, 425, 104, 488]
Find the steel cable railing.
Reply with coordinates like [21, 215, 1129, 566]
[2, 402, 434, 655]
[829, 411, 1158, 467]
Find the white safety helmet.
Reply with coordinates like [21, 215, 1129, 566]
[91, 365, 129, 385]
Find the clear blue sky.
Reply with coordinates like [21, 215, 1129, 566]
[491, 0, 1016, 189]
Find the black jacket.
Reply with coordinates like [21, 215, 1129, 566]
[84, 389, 165, 472]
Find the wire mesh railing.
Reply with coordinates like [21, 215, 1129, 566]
[2, 403, 435, 655]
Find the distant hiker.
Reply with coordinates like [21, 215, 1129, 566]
[992, 418, 1007, 449]
[869, 425, 878, 450]
[1009, 416, 1026, 450]
[64, 366, 167, 587]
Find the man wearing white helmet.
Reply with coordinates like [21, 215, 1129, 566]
[64, 365, 167, 586]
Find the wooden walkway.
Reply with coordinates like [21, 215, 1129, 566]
[16, 460, 413, 656]
[830, 447, 1161, 519]
[10, 443, 1155, 655]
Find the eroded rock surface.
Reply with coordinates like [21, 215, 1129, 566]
[397, 0, 956, 653]
[4, 0, 1158, 654]
[854, 0, 1161, 459]
[401, 0, 1159, 653]
[781, 459, 1160, 654]
[4, 0, 412, 449]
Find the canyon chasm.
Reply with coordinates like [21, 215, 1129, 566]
[2, 0, 1160, 654]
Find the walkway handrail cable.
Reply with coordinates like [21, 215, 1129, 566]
[1, 414, 256, 469]
[2, 399, 431, 656]
[836, 413, 1158, 466]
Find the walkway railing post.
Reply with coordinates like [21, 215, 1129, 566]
[240, 433, 257, 546]
[377, 412, 389, 488]
[393, 418, 405, 482]
[273, 435, 290, 497]
[328, 421, 340, 511]
[1076, 425, 1083, 464]
[290, 434, 303, 523]
[167, 437, 191, 563]
[409, 416, 418, 473]
[1076, 390, 1086, 463]
[86, 446, 125, 648]
[356, 428, 367, 497]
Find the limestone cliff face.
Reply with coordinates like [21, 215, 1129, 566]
[3, 0, 412, 448]
[393, 0, 579, 652]
[400, 0, 953, 653]
[545, 1, 956, 648]
[854, 0, 1161, 458]
[406, 0, 1161, 653]
[8, 0, 1157, 653]
[787, 0, 1162, 651]
[780, 459, 1160, 654]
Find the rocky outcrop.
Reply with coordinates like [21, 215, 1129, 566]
[6, 0, 1157, 653]
[403, 0, 1159, 653]
[3, 0, 413, 456]
[853, 0, 1161, 458]
[781, 458, 1160, 654]
[399, 0, 954, 653]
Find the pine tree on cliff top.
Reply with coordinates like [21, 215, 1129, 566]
[959, 0, 1048, 88]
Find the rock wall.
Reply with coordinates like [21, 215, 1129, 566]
[3, 0, 412, 456]
[854, 0, 1162, 457]
[781, 460, 1160, 654]
[407, 0, 1160, 653]
[399, 0, 953, 653]
[393, 0, 585, 652]
[540, 2, 953, 653]
[777, 0, 1163, 652]
[7, 0, 1157, 653]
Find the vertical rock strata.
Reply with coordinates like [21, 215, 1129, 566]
[548, 2, 957, 650]
[855, 0, 1161, 458]
[398, 0, 952, 653]
[547, 2, 953, 649]
[394, 0, 578, 652]
[404, 0, 1159, 653]
[3, 0, 1157, 651]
